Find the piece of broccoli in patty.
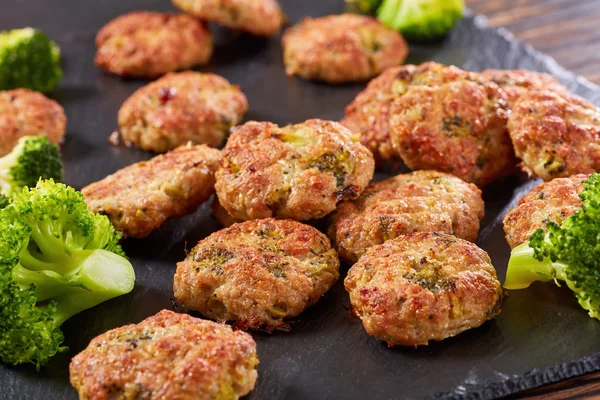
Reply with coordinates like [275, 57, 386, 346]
[0, 27, 62, 92]
[0, 180, 135, 369]
[505, 173, 600, 320]
[0, 136, 63, 196]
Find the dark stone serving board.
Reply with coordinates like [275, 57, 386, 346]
[1, 1, 600, 399]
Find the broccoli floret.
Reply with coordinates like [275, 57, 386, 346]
[0, 136, 63, 196]
[0, 180, 135, 369]
[0, 27, 62, 93]
[505, 173, 600, 320]
[0, 195, 9, 209]
[377, 0, 465, 41]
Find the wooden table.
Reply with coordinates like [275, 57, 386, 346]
[467, 1, 600, 397]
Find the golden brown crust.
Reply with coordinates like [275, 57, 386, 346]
[0, 89, 66, 156]
[211, 196, 242, 227]
[508, 90, 600, 181]
[172, 0, 284, 37]
[95, 11, 213, 78]
[174, 218, 340, 330]
[118, 71, 248, 153]
[503, 174, 587, 249]
[481, 69, 568, 105]
[345, 232, 502, 346]
[69, 310, 258, 400]
[388, 62, 517, 186]
[82, 144, 221, 238]
[282, 14, 408, 84]
[329, 170, 484, 264]
[215, 119, 375, 221]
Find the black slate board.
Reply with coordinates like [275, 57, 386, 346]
[1, 1, 600, 399]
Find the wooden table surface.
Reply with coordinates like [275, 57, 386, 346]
[466, 1, 600, 397]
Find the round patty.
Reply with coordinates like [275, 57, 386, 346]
[172, 0, 285, 37]
[503, 174, 587, 249]
[341, 66, 415, 165]
[282, 14, 408, 84]
[212, 196, 242, 227]
[215, 119, 375, 221]
[70, 310, 258, 400]
[95, 11, 213, 78]
[388, 62, 517, 186]
[0, 89, 66, 156]
[481, 69, 568, 105]
[508, 90, 600, 181]
[345, 232, 502, 346]
[174, 218, 340, 330]
[118, 71, 248, 153]
[329, 170, 484, 264]
[82, 144, 221, 238]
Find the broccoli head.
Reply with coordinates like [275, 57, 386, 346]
[0, 27, 62, 93]
[0, 136, 63, 196]
[377, 0, 465, 41]
[0, 195, 8, 209]
[505, 173, 600, 320]
[0, 180, 135, 369]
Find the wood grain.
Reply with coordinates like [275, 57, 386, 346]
[467, 0, 600, 84]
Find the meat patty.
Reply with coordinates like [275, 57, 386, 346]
[329, 170, 484, 264]
[82, 144, 221, 238]
[389, 62, 517, 186]
[70, 310, 258, 400]
[215, 119, 375, 221]
[508, 90, 600, 181]
[282, 14, 408, 84]
[345, 232, 502, 346]
[172, 0, 285, 37]
[95, 11, 213, 78]
[0, 89, 66, 156]
[503, 174, 588, 249]
[481, 69, 568, 105]
[212, 196, 241, 227]
[174, 218, 340, 330]
[118, 71, 248, 153]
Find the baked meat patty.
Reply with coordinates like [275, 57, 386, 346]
[282, 14, 408, 84]
[503, 174, 588, 249]
[95, 11, 213, 78]
[345, 232, 502, 346]
[215, 119, 375, 221]
[82, 144, 221, 238]
[174, 218, 340, 330]
[212, 196, 242, 227]
[508, 90, 600, 181]
[389, 62, 517, 186]
[481, 69, 568, 104]
[329, 170, 484, 264]
[172, 0, 285, 37]
[0, 89, 66, 156]
[118, 71, 248, 153]
[70, 310, 258, 400]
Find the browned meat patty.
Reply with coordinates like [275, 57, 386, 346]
[0, 89, 66, 156]
[329, 170, 484, 264]
[212, 196, 242, 227]
[503, 174, 588, 249]
[174, 218, 340, 330]
[508, 90, 600, 181]
[118, 71, 248, 153]
[481, 69, 568, 105]
[389, 62, 517, 186]
[82, 144, 221, 238]
[345, 232, 502, 346]
[95, 11, 213, 78]
[282, 14, 408, 84]
[70, 310, 258, 400]
[215, 119, 375, 221]
[172, 0, 285, 37]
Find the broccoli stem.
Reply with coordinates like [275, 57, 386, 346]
[504, 242, 568, 289]
[378, 0, 402, 26]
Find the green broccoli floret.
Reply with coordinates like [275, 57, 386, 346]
[0, 195, 9, 209]
[377, 0, 465, 41]
[505, 173, 600, 320]
[0, 180, 135, 369]
[0, 27, 62, 93]
[0, 136, 63, 196]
